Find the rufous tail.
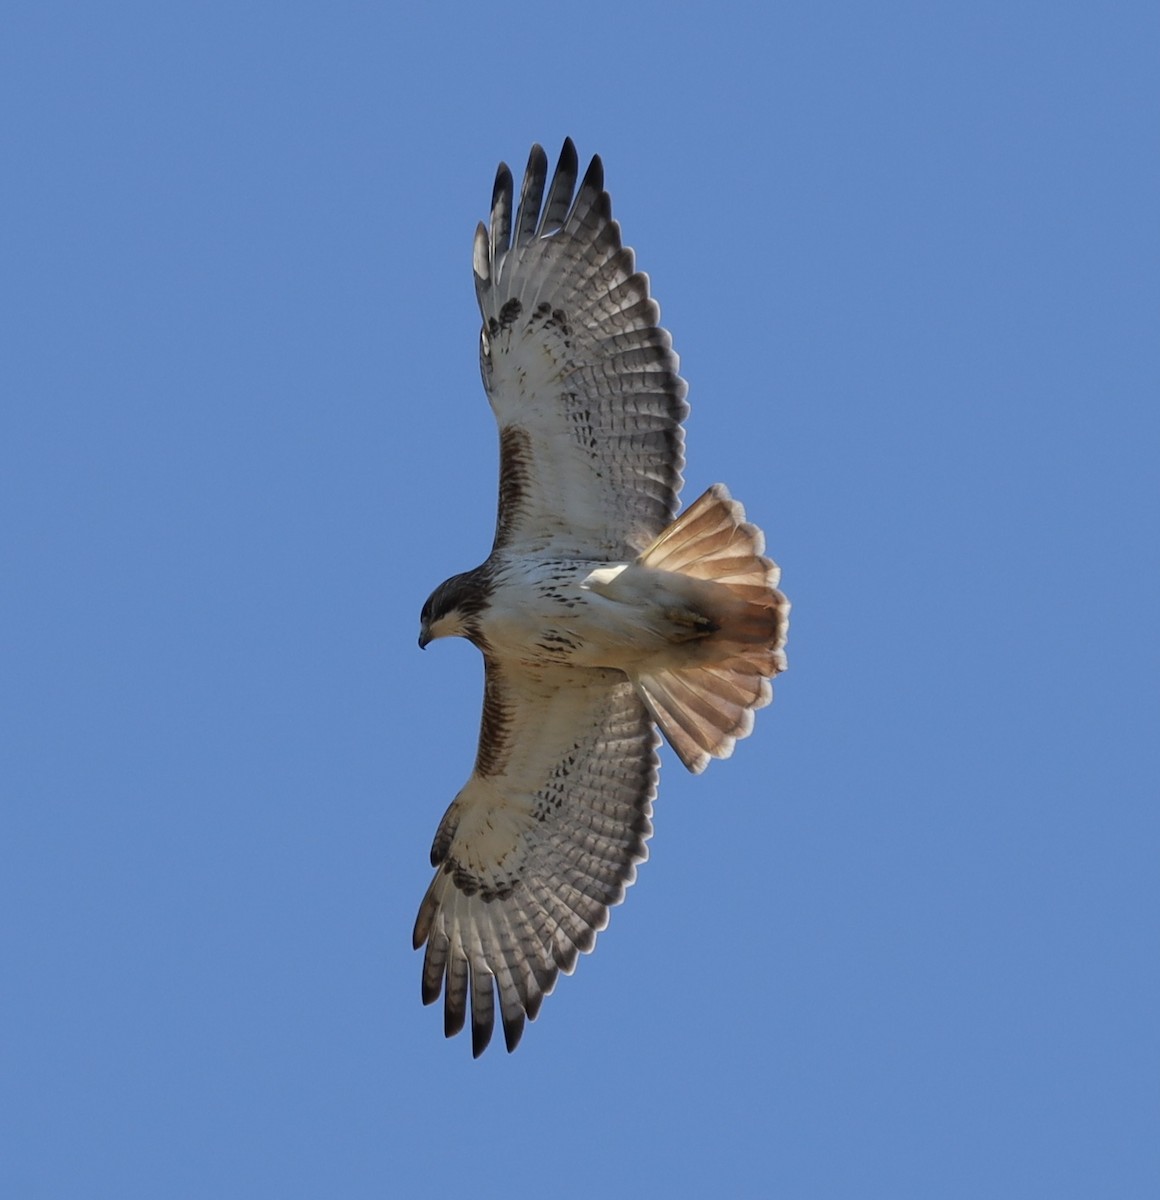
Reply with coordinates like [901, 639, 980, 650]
[632, 484, 789, 774]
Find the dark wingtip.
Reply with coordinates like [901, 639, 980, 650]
[491, 162, 513, 212]
[502, 1010, 526, 1053]
[444, 997, 466, 1039]
[490, 162, 514, 258]
[580, 151, 604, 198]
[412, 903, 425, 950]
[513, 145, 550, 248]
[472, 1017, 494, 1058]
[538, 139, 581, 236]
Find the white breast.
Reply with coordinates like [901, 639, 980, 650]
[482, 556, 684, 672]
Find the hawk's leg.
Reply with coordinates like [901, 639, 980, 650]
[662, 607, 719, 643]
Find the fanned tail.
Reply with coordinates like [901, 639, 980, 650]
[633, 485, 789, 773]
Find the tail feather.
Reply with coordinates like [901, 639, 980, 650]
[633, 672, 724, 774]
[698, 663, 773, 711]
[632, 484, 789, 774]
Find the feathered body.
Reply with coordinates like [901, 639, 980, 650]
[415, 141, 789, 1055]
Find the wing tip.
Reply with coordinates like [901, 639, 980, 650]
[502, 1009, 526, 1054]
[579, 149, 604, 201]
[471, 1024, 492, 1058]
[558, 135, 578, 174]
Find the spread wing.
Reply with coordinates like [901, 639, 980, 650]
[413, 660, 659, 1056]
[474, 139, 689, 559]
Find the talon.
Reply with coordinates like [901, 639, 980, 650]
[665, 608, 719, 642]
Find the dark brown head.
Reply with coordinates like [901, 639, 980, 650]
[418, 568, 489, 648]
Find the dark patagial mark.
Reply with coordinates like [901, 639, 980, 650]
[492, 425, 533, 550]
[474, 660, 513, 778]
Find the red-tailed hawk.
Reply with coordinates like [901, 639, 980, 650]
[415, 140, 789, 1055]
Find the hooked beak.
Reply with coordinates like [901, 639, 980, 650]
[418, 625, 431, 650]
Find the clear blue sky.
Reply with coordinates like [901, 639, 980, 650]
[4, 2, 1157, 1197]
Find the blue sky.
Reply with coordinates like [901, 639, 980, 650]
[3, 2, 1158, 1196]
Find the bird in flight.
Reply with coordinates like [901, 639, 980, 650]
[415, 139, 789, 1055]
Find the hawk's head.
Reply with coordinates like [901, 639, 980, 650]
[418, 568, 488, 648]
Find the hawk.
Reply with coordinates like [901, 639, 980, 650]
[415, 140, 789, 1055]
